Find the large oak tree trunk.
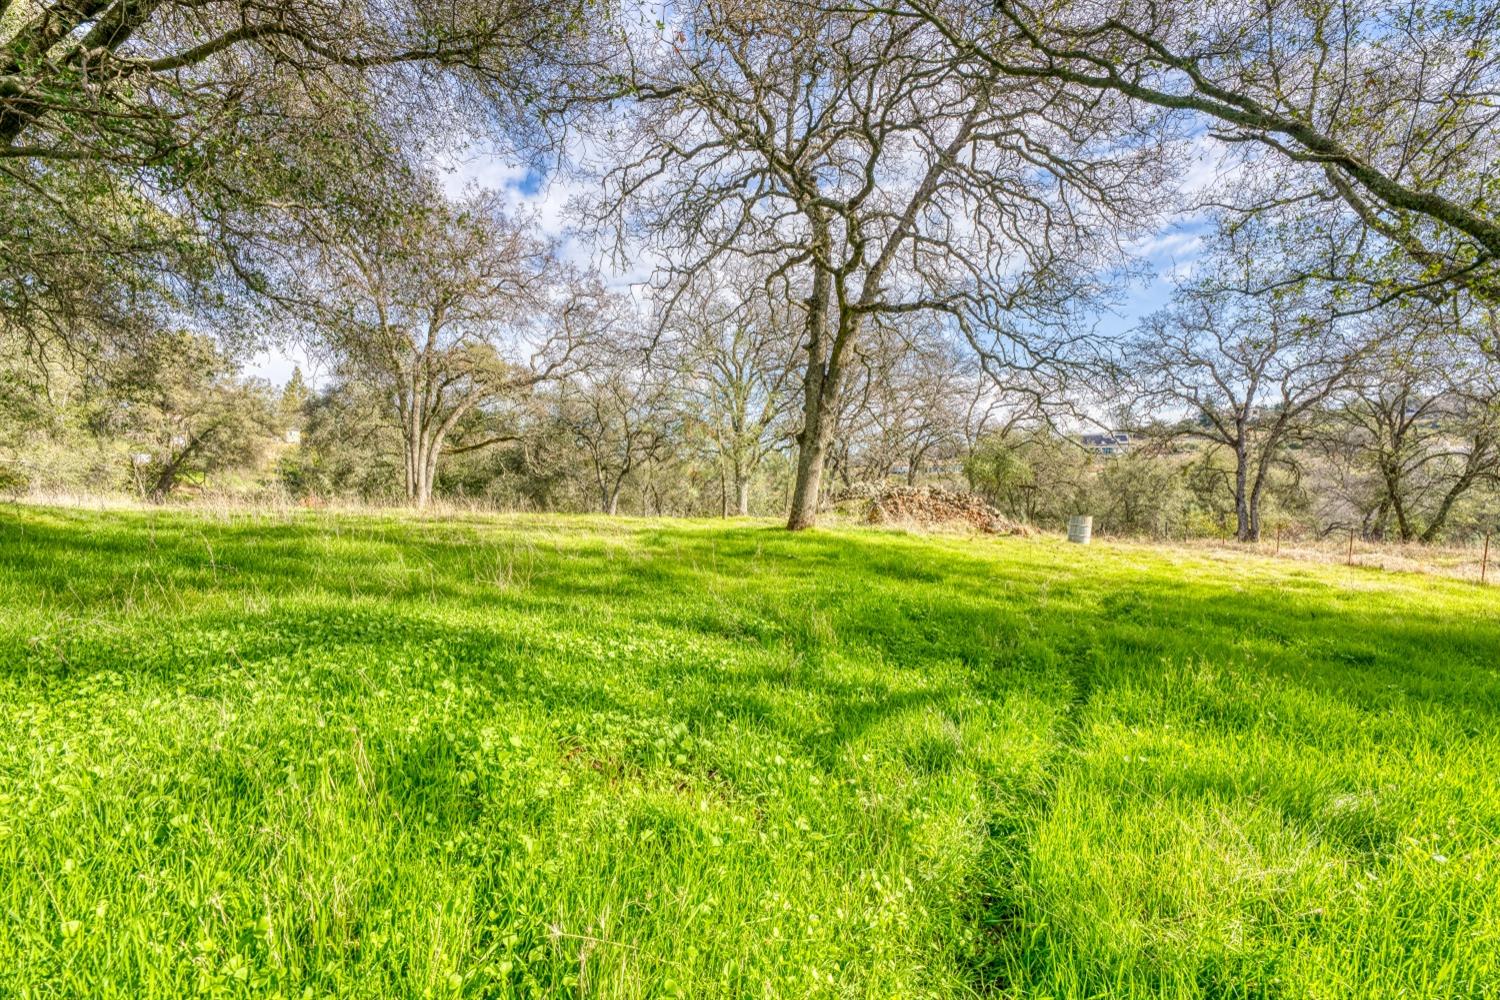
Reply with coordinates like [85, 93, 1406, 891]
[1368, 499, 1390, 541]
[788, 413, 831, 530]
[735, 477, 750, 517]
[151, 464, 180, 502]
[1380, 460, 1414, 541]
[1234, 435, 1254, 542]
[787, 267, 836, 531]
[1246, 460, 1268, 543]
[405, 430, 437, 510]
[782, 93, 980, 531]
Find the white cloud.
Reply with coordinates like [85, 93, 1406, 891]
[1132, 229, 1204, 260]
[439, 139, 659, 293]
[244, 342, 324, 388]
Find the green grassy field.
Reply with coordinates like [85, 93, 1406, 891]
[1, 505, 1497, 999]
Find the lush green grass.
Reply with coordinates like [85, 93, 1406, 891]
[1, 505, 1497, 999]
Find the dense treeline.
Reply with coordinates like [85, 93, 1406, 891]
[6, 308, 1497, 543]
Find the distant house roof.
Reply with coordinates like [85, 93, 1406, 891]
[1080, 432, 1131, 452]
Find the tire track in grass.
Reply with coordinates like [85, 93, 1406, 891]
[960, 621, 1101, 995]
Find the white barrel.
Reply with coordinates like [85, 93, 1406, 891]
[1067, 515, 1093, 544]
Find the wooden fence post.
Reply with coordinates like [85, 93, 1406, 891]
[1274, 525, 1281, 557]
[1347, 528, 1355, 566]
[1483, 532, 1491, 585]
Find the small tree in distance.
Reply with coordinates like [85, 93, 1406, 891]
[1134, 223, 1364, 542]
[287, 183, 608, 508]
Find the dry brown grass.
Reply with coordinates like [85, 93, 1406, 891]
[1098, 531, 1497, 586]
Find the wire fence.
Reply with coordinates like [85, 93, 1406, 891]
[1088, 524, 1496, 587]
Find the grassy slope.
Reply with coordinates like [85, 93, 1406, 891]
[0, 506, 1496, 999]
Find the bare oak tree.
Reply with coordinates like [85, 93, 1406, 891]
[1135, 224, 1363, 541]
[1326, 307, 1500, 540]
[588, 0, 1172, 528]
[557, 333, 679, 515]
[825, 314, 978, 487]
[661, 266, 798, 515]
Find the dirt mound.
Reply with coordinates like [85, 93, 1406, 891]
[833, 484, 1033, 535]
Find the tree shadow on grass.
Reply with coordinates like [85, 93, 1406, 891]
[5, 506, 1496, 727]
[5, 506, 1499, 996]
